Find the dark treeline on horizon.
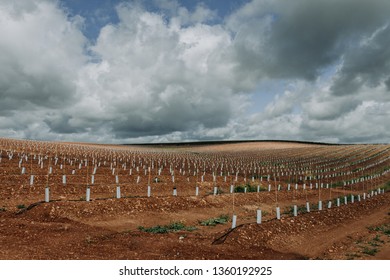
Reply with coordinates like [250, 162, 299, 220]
[125, 139, 350, 147]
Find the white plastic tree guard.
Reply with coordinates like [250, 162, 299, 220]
[45, 187, 50, 203]
[276, 207, 281, 220]
[232, 215, 237, 229]
[116, 186, 121, 199]
[306, 202, 310, 212]
[86, 187, 91, 202]
[257, 209, 262, 224]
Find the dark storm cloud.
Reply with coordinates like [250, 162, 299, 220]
[111, 98, 231, 138]
[228, 0, 390, 81]
[44, 114, 87, 134]
[331, 24, 390, 96]
[0, 68, 78, 110]
[385, 77, 390, 91]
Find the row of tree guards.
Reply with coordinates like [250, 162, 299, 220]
[41, 180, 386, 228]
[1, 138, 389, 228]
[230, 188, 385, 229]
[2, 141, 389, 182]
[41, 182, 386, 200]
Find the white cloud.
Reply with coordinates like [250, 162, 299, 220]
[0, 0, 87, 139]
[63, 2, 245, 140]
[0, 0, 389, 144]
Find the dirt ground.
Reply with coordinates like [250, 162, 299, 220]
[0, 191, 389, 260]
[0, 139, 389, 260]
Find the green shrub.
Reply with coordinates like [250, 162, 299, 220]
[284, 205, 307, 215]
[373, 235, 384, 243]
[138, 225, 169, 234]
[234, 185, 246, 193]
[330, 181, 343, 188]
[234, 183, 259, 193]
[368, 224, 390, 236]
[17, 204, 25, 209]
[138, 222, 197, 234]
[200, 215, 229, 226]
[362, 247, 378, 256]
[383, 180, 390, 191]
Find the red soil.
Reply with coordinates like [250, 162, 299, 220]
[0, 139, 389, 260]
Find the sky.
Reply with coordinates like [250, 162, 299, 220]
[0, 0, 389, 144]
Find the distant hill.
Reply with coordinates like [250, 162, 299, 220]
[125, 139, 344, 147]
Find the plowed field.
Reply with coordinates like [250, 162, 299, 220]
[1, 139, 389, 259]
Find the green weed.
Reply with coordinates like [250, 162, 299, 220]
[234, 183, 262, 193]
[284, 205, 307, 215]
[368, 224, 390, 236]
[362, 247, 378, 256]
[138, 222, 197, 234]
[373, 235, 384, 243]
[200, 215, 229, 226]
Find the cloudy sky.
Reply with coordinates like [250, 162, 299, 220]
[0, 0, 389, 144]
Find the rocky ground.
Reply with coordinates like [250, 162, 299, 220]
[0, 190, 389, 260]
[1, 140, 389, 260]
